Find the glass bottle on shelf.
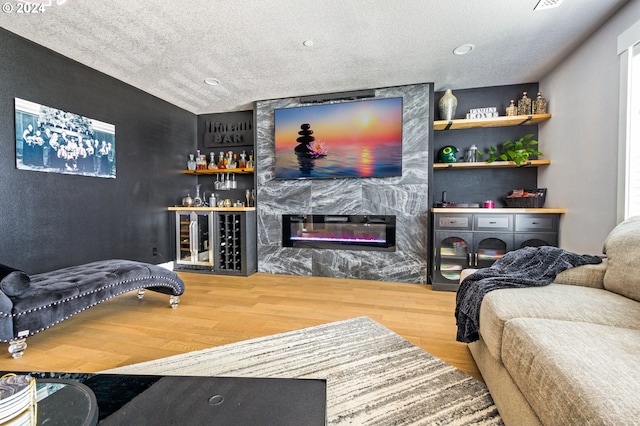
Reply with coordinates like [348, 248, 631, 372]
[217, 151, 226, 169]
[227, 151, 236, 169]
[193, 184, 203, 206]
[533, 92, 547, 114]
[239, 150, 247, 168]
[517, 92, 532, 115]
[196, 154, 206, 170]
[505, 99, 517, 116]
[187, 154, 196, 170]
[247, 151, 254, 169]
[208, 152, 218, 169]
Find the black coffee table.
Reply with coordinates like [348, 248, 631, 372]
[5, 372, 327, 425]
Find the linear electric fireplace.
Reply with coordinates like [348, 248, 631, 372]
[282, 215, 396, 252]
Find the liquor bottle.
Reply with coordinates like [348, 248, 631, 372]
[187, 154, 196, 171]
[208, 152, 218, 169]
[217, 151, 226, 169]
[239, 150, 247, 168]
[196, 155, 206, 170]
[505, 100, 517, 116]
[247, 151, 254, 169]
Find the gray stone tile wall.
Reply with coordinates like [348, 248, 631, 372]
[255, 83, 432, 284]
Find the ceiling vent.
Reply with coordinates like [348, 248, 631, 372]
[534, 0, 563, 10]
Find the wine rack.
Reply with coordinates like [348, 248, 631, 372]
[217, 213, 243, 271]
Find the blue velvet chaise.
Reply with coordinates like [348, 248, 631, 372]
[0, 259, 185, 358]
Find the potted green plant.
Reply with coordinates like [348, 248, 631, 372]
[486, 133, 542, 166]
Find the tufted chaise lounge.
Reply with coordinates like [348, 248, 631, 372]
[0, 259, 185, 358]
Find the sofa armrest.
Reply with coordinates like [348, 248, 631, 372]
[552, 258, 607, 288]
[459, 269, 478, 283]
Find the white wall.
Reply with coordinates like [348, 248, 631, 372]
[539, 0, 640, 254]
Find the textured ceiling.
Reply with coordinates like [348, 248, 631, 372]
[0, 0, 629, 114]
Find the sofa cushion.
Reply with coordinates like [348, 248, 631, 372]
[501, 318, 640, 425]
[602, 215, 640, 301]
[0, 263, 30, 297]
[479, 283, 640, 361]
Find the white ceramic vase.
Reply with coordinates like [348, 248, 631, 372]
[438, 89, 458, 120]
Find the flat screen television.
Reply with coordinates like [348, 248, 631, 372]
[273, 97, 403, 179]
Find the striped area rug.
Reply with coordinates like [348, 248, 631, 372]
[104, 317, 503, 425]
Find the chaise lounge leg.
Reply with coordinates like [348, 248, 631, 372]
[8, 338, 27, 359]
[169, 295, 180, 309]
[138, 289, 179, 308]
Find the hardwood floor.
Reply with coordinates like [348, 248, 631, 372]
[0, 272, 481, 381]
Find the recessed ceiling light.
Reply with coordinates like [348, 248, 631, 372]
[453, 44, 475, 55]
[204, 78, 221, 86]
[303, 40, 314, 47]
[534, 0, 563, 10]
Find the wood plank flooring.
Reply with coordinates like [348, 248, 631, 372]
[0, 272, 481, 381]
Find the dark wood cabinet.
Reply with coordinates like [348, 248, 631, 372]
[432, 210, 562, 291]
[169, 207, 256, 276]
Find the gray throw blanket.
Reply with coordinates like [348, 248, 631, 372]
[455, 246, 602, 343]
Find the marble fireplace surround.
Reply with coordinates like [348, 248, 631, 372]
[255, 83, 432, 284]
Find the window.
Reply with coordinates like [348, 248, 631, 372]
[618, 20, 640, 220]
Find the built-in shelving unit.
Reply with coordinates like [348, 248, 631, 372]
[430, 87, 558, 289]
[433, 113, 551, 131]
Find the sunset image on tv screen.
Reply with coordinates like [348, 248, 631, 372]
[274, 97, 403, 179]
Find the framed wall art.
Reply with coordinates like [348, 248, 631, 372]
[14, 98, 116, 178]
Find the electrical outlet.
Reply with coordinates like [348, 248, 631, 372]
[152, 247, 158, 256]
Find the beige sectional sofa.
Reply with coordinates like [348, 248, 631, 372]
[464, 216, 640, 425]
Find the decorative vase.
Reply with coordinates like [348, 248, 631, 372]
[505, 100, 518, 116]
[517, 92, 532, 115]
[533, 92, 547, 114]
[438, 89, 457, 120]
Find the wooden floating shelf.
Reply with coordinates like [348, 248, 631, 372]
[434, 113, 551, 131]
[433, 159, 551, 170]
[182, 167, 254, 175]
[431, 207, 566, 214]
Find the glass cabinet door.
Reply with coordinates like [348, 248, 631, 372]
[175, 211, 213, 268]
[435, 233, 472, 284]
[474, 236, 512, 268]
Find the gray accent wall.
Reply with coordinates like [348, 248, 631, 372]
[539, 0, 640, 254]
[255, 83, 433, 284]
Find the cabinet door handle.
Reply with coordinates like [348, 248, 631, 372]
[189, 221, 197, 259]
